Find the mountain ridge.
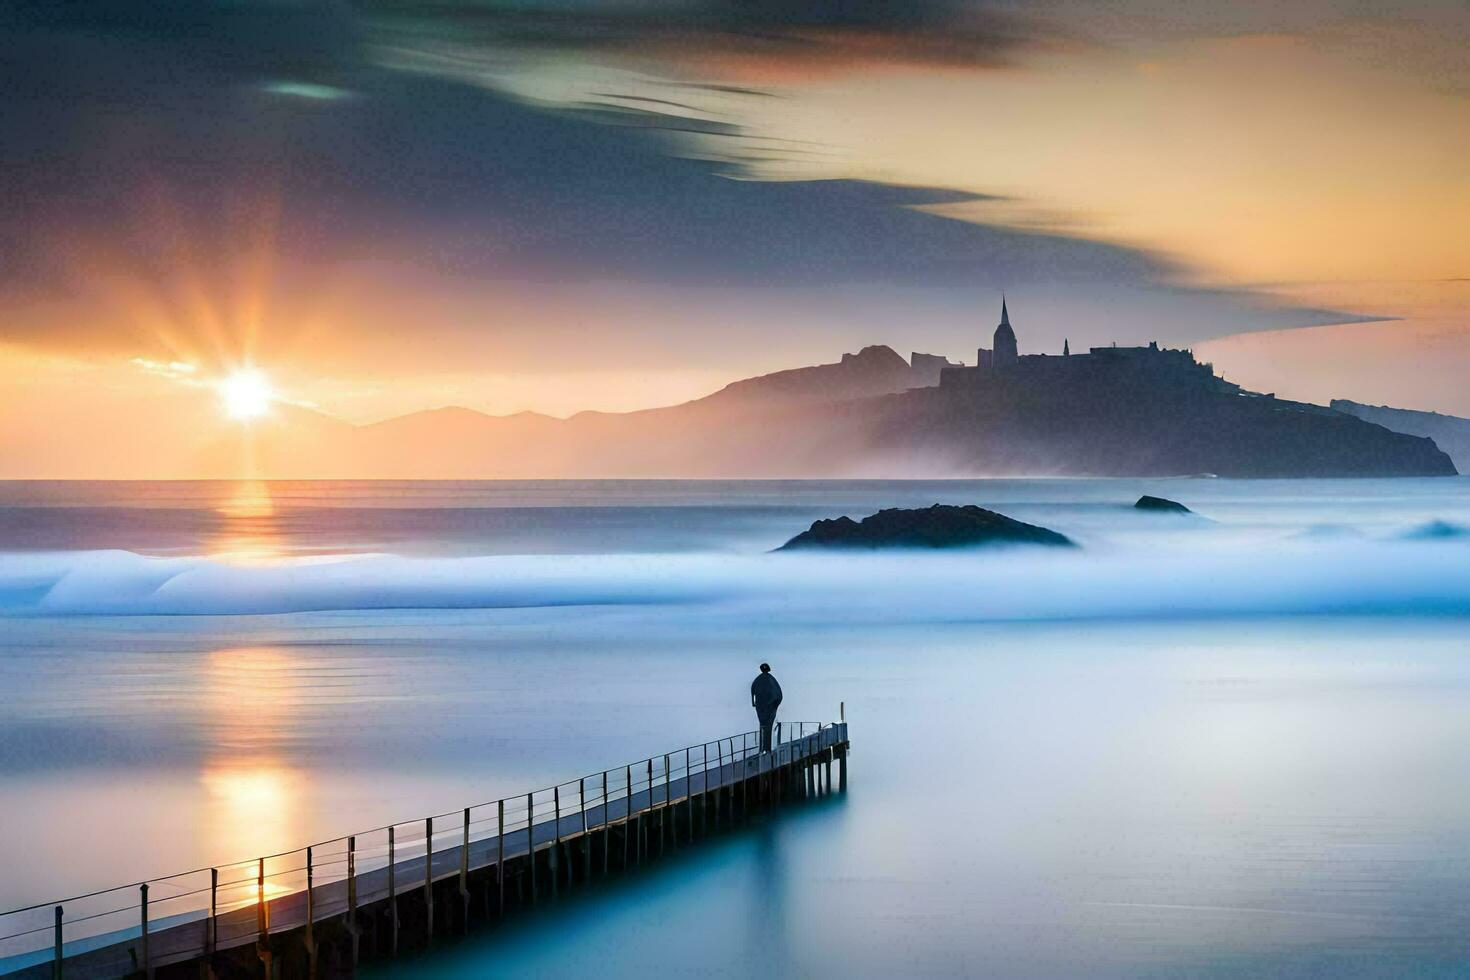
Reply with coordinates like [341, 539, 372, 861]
[195, 348, 1456, 479]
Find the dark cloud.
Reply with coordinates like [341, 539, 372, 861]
[0, 2, 1356, 369]
[0, 5, 1141, 288]
[361, 0, 1056, 77]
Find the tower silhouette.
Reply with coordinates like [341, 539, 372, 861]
[993, 297, 1018, 367]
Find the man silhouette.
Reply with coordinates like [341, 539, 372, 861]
[751, 663, 783, 753]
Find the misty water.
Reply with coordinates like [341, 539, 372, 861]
[4, 478, 1470, 977]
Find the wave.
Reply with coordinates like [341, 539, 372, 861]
[3, 541, 1470, 621]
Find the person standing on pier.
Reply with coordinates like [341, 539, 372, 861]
[752, 663, 783, 753]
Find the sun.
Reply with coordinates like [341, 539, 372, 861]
[219, 369, 274, 420]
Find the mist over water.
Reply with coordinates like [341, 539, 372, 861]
[4, 539, 1470, 621]
[3, 478, 1470, 977]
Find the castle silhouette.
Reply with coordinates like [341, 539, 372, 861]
[940, 299, 1242, 396]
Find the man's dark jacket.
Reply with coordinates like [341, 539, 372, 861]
[751, 672, 783, 722]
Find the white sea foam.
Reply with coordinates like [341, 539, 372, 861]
[2, 539, 1469, 620]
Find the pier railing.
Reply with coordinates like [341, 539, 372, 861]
[0, 720, 846, 976]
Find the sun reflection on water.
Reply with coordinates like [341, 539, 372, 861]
[201, 647, 306, 869]
[208, 480, 285, 563]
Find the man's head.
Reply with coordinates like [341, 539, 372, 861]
[759, 663, 771, 673]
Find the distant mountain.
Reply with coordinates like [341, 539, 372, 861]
[197, 349, 1455, 479]
[1331, 400, 1470, 472]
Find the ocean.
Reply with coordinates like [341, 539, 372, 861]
[3, 478, 1470, 977]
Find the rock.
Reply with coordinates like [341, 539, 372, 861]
[1134, 495, 1192, 514]
[777, 504, 1075, 551]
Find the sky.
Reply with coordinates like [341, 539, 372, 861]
[0, 1, 1466, 474]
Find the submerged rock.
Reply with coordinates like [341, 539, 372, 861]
[1134, 495, 1193, 514]
[777, 504, 1075, 551]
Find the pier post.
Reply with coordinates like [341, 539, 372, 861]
[714, 741, 724, 830]
[305, 846, 316, 971]
[551, 788, 562, 896]
[139, 883, 150, 979]
[624, 765, 633, 868]
[207, 868, 217, 960]
[347, 838, 359, 965]
[256, 857, 267, 934]
[496, 801, 506, 916]
[758, 739, 766, 806]
[774, 723, 783, 803]
[686, 748, 695, 842]
[701, 744, 711, 836]
[255, 858, 272, 975]
[424, 817, 434, 941]
[460, 809, 471, 932]
[580, 778, 590, 882]
[599, 772, 609, 876]
[769, 726, 779, 805]
[742, 734, 750, 816]
[388, 828, 398, 957]
[839, 707, 846, 791]
[527, 794, 538, 903]
[662, 754, 671, 852]
[642, 760, 652, 864]
[52, 905, 61, 979]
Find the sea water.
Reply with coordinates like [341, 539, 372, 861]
[3, 478, 1470, 977]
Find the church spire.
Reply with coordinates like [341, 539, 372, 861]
[992, 296, 1018, 367]
[1063, 338, 1070, 356]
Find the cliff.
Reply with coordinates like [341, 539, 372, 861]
[854, 377, 1457, 478]
[1331, 399, 1470, 472]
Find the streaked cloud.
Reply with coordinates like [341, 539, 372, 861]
[362, 0, 1065, 79]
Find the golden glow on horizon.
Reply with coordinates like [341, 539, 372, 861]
[219, 369, 274, 420]
[209, 481, 285, 563]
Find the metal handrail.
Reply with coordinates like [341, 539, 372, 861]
[0, 721, 839, 925]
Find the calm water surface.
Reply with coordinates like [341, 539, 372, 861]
[3, 478, 1470, 977]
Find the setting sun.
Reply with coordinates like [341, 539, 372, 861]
[219, 369, 274, 420]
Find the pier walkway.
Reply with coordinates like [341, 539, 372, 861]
[1, 720, 849, 978]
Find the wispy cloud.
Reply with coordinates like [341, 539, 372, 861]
[363, 0, 1070, 79]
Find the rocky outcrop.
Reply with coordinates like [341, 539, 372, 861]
[1135, 495, 1192, 514]
[777, 504, 1075, 551]
[910, 351, 962, 387]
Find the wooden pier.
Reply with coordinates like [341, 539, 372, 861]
[0, 721, 849, 979]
